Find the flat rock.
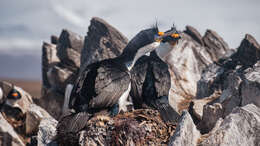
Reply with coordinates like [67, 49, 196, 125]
[25, 104, 52, 135]
[37, 118, 58, 146]
[199, 104, 260, 146]
[80, 17, 128, 72]
[168, 111, 201, 146]
[0, 113, 25, 146]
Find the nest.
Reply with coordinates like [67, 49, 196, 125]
[78, 109, 176, 146]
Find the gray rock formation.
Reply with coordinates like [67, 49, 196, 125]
[197, 103, 224, 134]
[241, 61, 260, 107]
[80, 17, 128, 72]
[25, 104, 52, 135]
[199, 104, 260, 146]
[57, 29, 84, 69]
[42, 42, 60, 89]
[0, 113, 25, 146]
[165, 26, 231, 113]
[37, 118, 58, 146]
[168, 111, 201, 146]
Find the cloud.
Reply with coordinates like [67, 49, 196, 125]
[51, 3, 87, 28]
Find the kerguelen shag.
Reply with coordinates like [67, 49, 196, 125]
[57, 26, 177, 136]
[130, 25, 182, 122]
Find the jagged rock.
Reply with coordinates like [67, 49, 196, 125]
[35, 89, 64, 120]
[51, 35, 59, 45]
[37, 118, 58, 146]
[42, 42, 60, 89]
[184, 25, 203, 45]
[57, 29, 83, 69]
[233, 34, 260, 67]
[196, 63, 224, 98]
[199, 104, 260, 146]
[47, 65, 77, 94]
[202, 29, 229, 62]
[219, 72, 242, 116]
[168, 111, 201, 146]
[241, 61, 260, 107]
[0, 81, 33, 113]
[25, 104, 52, 135]
[197, 103, 224, 134]
[165, 30, 230, 112]
[189, 90, 221, 121]
[0, 113, 25, 146]
[80, 17, 128, 72]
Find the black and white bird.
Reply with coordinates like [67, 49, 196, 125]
[129, 26, 181, 122]
[67, 26, 174, 115]
[57, 26, 171, 137]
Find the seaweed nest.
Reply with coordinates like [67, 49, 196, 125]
[78, 109, 177, 146]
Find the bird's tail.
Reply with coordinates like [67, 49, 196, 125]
[154, 96, 180, 123]
[56, 112, 92, 145]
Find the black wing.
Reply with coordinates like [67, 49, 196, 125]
[88, 61, 130, 109]
[130, 56, 150, 108]
[69, 60, 130, 112]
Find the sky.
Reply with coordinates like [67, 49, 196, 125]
[0, 0, 259, 79]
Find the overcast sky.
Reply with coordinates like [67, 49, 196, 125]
[0, 0, 259, 55]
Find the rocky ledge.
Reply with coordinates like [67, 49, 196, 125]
[0, 17, 259, 146]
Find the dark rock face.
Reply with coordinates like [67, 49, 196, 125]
[202, 29, 230, 62]
[80, 17, 128, 72]
[184, 25, 203, 45]
[199, 104, 260, 146]
[42, 42, 59, 89]
[57, 29, 84, 69]
[233, 34, 260, 67]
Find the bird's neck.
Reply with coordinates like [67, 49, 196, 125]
[155, 42, 176, 60]
[117, 42, 160, 71]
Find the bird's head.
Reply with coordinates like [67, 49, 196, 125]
[154, 24, 181, 58]
[155, 24, 181, 47]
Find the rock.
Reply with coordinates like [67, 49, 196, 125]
[57, 29, 83, 69]
[166, 31, 230, 112]
[219, 72, 242, 116]
[0, 113, 25, 146]
[202, 29, 229, 62]
[196, 63, 224, 98]
[35, 89, 64, 120]
[0, 81, 33, 113]
[184, 25, 203, 45]
[37, 118, 58, 146]
[233, 34, 260, 67]
[47, 65, 76, 94]
[241, 61, 260, 107]
[80, 17, 128, 72]
[168, 111, 201, 146]
[42, 42, 60, 89]
[51, 35, 58, 45]
[189, 90, 221, 121]
[25, 104, 52, 135]
[197, 103, 224, 134]
[199, 104, 260, 146]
